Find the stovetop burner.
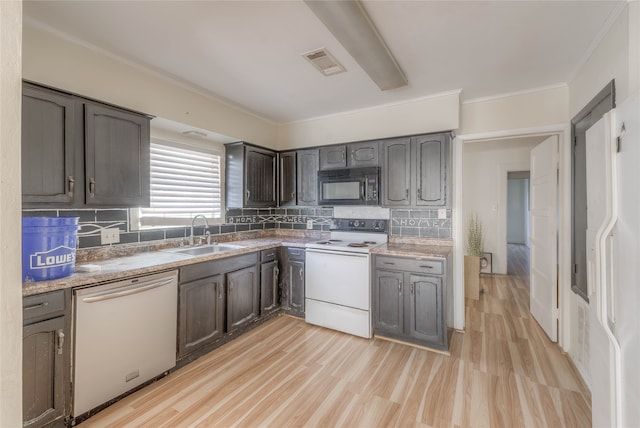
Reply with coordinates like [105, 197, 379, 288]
[305, 218, 388, 253]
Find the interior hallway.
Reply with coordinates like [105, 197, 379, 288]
[80, 249, 590, 427]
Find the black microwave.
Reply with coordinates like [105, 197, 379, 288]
[317, 167, 380, 206]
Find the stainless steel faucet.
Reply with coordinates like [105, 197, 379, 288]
[190, 214, 210, 246]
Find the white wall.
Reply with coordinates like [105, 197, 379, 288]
[462, 138, 542, 275]
[22, 23, 278, 148]
[569, 6, 629, 117]
[507, 178, 529, 245]
[276, 91, 460, 150]
[0, 1, 23, 426]
[460, 85, 570, 135]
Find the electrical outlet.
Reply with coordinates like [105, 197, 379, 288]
[100, 228, 120, 245]
[306, 219, 313, 229]
[438, 208, 447, 219]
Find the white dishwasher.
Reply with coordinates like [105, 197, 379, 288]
[73, 270, 178, 416]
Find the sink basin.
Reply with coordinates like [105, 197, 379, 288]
[165, 244, 244, 256]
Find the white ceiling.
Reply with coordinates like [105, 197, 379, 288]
[24, 0, 623, 124]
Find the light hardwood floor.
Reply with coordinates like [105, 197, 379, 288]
[80, 251, 590, 427]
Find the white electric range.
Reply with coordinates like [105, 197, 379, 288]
[305, 219, 388, 338]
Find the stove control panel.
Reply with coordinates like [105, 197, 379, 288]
[331, 219, 388, 233]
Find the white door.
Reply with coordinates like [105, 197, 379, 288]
[529, 135, 558, 342]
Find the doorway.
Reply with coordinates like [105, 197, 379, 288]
[507, 171, 530, 278]
[454, 127, 571, 348]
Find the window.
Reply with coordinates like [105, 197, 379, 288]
[132, 138, 224, 228]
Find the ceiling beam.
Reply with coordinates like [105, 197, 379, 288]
[305, 0, 408, 91]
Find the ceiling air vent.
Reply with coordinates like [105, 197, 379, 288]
[302, 48, 346, 76]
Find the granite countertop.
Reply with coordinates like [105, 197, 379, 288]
[22, 236, 318, 297]
[371, 243, 452, 259]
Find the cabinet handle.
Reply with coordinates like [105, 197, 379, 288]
[266, 252, 275, 258]
[411, 284, 414, 296]
[274, 266, 280, 284]
[24, 301, 48, 311]
[217, 283, 222, 300]
[351, 150, 355, 163]
[89, 178, 96, 198]
[398, 282, 402, 295]
[68, 176, 75, 197]
[405, 188, 409, 200]
[299, 268, 304, 281]
[291, 191, 295, 200]
[246, 189, 251, 201]
[57, 329, 65, 355]
[383, 261, 395, 265]
[417, 188, 421, 200]
[419, 265, 434, 269]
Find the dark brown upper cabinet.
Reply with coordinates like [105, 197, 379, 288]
[84, 102, 150, 207]
[21, 84, 76, 206]
[21, 82, 151, 208]
[278, 151, 296, 207]
[226, 142, 277, 208]
[319, 140, 379, 170]
[381, 133, 450, 208]
[296, 148, 319, 206]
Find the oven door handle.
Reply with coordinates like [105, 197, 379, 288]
[306, 248, 369, 258]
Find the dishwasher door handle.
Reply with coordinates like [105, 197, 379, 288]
[82, 277, 175, 303]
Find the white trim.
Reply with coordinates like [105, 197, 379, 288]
[281, 89, 463, 125]
[462, 83, 568, 105]
[454, 123, 572, 354]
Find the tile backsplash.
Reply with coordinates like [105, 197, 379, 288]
[22, 207, 335, 249]
[22, 206, 451, 249]
[390, 208, 452, 239]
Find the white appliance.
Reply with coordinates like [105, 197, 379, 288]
[585, 92, 640, 427]
[305, 219, 387, 338]
[73, 270, 178, 416]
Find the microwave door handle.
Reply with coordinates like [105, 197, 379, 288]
[361, 179, 367, 200]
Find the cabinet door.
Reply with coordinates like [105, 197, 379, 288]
[178, 274, 224, 358]
[227, 265, 260, 332]
[289, 259, 305, 314]
[23, 316, 66, 428]
[407, 274, 443, 344]
[85, 102, 150, 207]
[245, 147, 276, 207]
[260, 260, 280, 315]
[414, 135, 448, 206]
[347, 141, 379, 167]
[279, 151, 297, 206]
[297, 149, 319, 206]
[373, 270, 404, 335]
[319, 145, 347, 170]
[22, 84, 76, 205]
[381, 138, 411, 206]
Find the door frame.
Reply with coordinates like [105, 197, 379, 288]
[453, 123, 571, 350]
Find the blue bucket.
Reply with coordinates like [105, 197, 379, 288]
[22, 217, 80, 282]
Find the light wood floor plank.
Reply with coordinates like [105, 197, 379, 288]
[80, 244, 590, 427]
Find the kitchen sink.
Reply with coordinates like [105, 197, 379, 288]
[165, 244, 244, 256]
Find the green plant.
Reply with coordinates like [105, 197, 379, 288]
[466, 213, 484, 257]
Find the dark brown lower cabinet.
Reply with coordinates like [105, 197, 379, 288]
[227, 265, 260, 333]
[261, 259, 279, 315]
[373, 255, 449, 351]
[178, 274, 225, 359]
[23, 291, 68, 428]
[280, 247, 305, 317]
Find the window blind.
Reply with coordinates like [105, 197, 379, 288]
[138, 140, 222, 227]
